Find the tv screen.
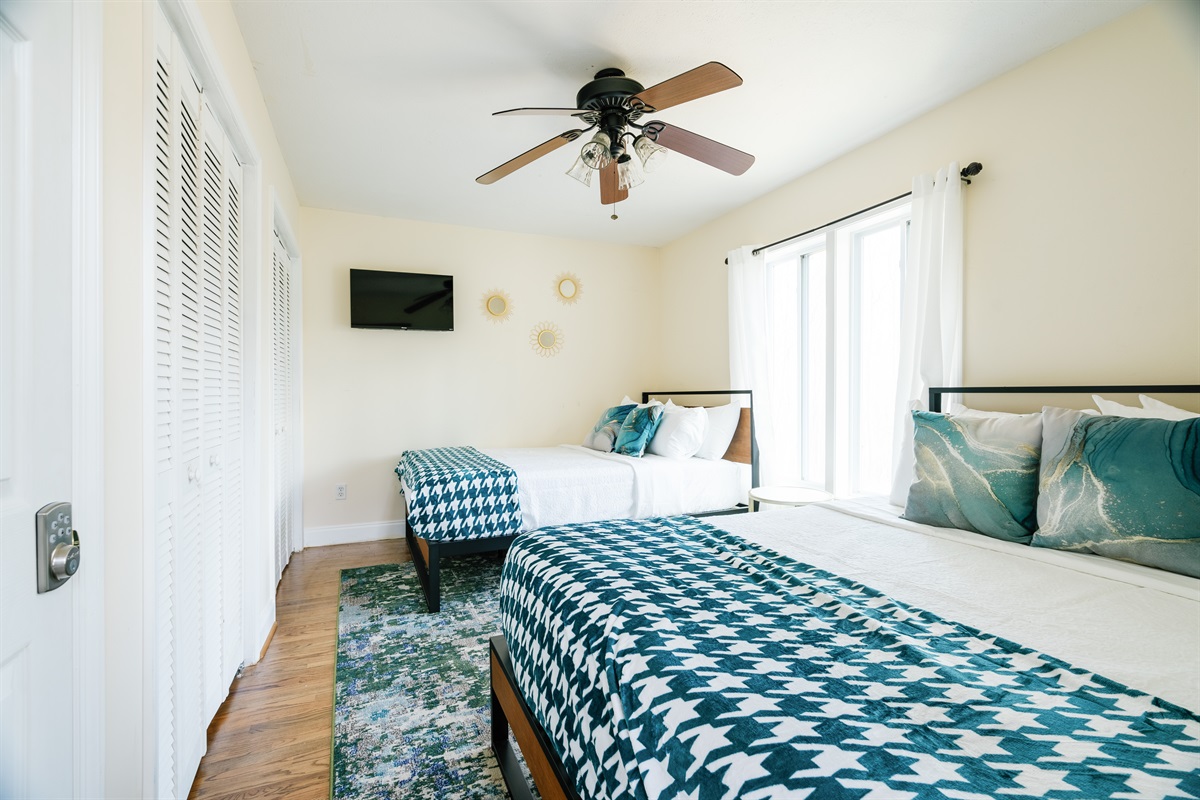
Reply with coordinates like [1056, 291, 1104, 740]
[349, 269, 454, 331]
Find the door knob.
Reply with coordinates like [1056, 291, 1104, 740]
[50, 541, 80, 581]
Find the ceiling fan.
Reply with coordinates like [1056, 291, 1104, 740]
[475, 62, 755, 206]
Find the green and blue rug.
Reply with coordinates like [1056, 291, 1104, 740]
[333, 555, 533, 799]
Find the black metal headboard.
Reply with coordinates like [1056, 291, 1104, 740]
[929, 384, 1200, 413]
[642, 389, 759, 489]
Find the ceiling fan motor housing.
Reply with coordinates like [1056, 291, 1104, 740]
[576, 68, 645, 109]
[577, 69, 646, 158]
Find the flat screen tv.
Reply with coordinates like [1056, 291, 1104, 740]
[349, 268, 454, 331]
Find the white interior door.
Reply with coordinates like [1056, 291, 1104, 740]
[0, 1, 79, 797]
[271, 234, 295, 584]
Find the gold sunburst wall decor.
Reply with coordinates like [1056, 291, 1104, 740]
[529, 321, 564, 357]
[554, 273, 582, 305]
[481, 289, 513, 323]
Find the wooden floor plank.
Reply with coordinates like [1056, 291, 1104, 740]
[188, 539, 409, 800]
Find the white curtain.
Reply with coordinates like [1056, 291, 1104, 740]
[727, 244, 779, 485]
[889, 163, 964, 504]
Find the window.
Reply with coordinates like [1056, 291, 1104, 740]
[761, 200, 909, 496]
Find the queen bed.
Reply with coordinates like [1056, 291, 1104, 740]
[488, 384, 1200, 800]
[397, 390, 758, 611]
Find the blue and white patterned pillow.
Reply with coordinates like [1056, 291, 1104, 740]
[903, 410, 1042, 543]
[1034, 410, 1200, 578]
[582, 404, 636, 452]
[613, 404, 664, 457]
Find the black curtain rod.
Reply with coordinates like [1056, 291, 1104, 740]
[725, 162, 983, 264]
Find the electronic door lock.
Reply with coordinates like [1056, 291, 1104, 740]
[51, 540, 80, 581]
[36, 501, 79, 593]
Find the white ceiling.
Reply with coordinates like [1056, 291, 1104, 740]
[231, 0, 1142, 248]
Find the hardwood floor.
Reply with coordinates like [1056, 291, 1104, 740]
[189, 539, 410, 800]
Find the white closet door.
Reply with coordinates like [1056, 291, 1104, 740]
[174, 62, 207, 796]
[222, 143, 244, 684]
[151, 9, 246, 796]
[199, 103, 226, 724]
[151, 27, 179, 799]
[271, 233, 295, 584]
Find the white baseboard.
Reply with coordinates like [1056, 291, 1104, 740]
[304, 519, 405, 548]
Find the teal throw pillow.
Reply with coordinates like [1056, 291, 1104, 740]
[1033, 414, 1200, 578]
[614, 405, 665, 457]
[903, 410, 1041, 543]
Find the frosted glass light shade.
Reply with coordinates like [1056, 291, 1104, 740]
[616, 153, 644, 190]
[633, 135, 667, 172]
[566, 154, 593, 186]
[580, 132, 612, 170]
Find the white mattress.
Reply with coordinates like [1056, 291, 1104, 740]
[711, 499, 1200, 711]
[480, 445, 749, 532]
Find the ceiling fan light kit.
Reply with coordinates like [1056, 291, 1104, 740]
[476, 62, 755, 208]
[616, 153, 645, 191]
[633, 135, 667, 173]
[565, 153, 594, 187]
[580, 131, 613, 170]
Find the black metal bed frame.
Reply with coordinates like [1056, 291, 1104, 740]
[490, 381, 1200, 799]
[405, 521, 516, 613]
[928, 384, 1200, 413]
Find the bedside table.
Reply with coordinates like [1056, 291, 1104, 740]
[748, 486, 833, 512]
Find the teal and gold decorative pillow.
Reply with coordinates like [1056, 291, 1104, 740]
[1034, 413, 1200, 578]
[903, 410, 1042, 543]
[582, 404, 636, 452]
[614, 404, 665, 457]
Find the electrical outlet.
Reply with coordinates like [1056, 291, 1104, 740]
[335, 484, 347, 500]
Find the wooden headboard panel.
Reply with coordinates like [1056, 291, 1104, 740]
[724, 408, 754, 466]
[642, 390, 759, 487]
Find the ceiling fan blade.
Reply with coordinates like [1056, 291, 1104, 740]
[475, 129, 585, 185]
[599, 161, 627, 205]
[631, 62, 743, 112]
[493, 107, 590, 117]
[645, 121, 754, 176]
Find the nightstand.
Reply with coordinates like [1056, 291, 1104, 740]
[748, 486, 833, 512]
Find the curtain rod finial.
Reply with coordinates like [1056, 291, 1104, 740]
[960, 162, 983, 183]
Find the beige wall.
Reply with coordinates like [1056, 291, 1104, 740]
[101, 1, 300, 795]
[658, 2, 1200, 392]
[300, 208, 661, 534]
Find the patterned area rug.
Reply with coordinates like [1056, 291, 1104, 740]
[333, 555, 532, 799]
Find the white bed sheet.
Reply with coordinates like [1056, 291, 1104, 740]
[712, 499, 1200, 711]
[480, 445, 749, 532]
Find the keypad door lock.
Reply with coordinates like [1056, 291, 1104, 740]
[36, 501, 80, 593]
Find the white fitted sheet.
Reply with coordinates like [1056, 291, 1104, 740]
[480, 445, 749, 532]
[712, 499, 1200, 711]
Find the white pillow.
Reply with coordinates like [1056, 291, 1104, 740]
[621, 395, 663, 409]
[946, 402, 1024, 419]
[1093, 394, 1198, 420]
[950, 402, 1094, 422]
[1091, 395, 1142, 416]
[581, 420, 620, 452]
[1139, 394, 1200, 420]
[647, 405, 707, 459]
[694, 403, 742, 460]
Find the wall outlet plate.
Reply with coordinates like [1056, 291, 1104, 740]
[335, 484, 347, 500]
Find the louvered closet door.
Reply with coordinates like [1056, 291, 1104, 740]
[199, 104, 228, 723]
[271, 234, 295, 584]
[222, 141, 244, 685]
[151, 30, 180, 799]
[152, 8, 246, 797]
